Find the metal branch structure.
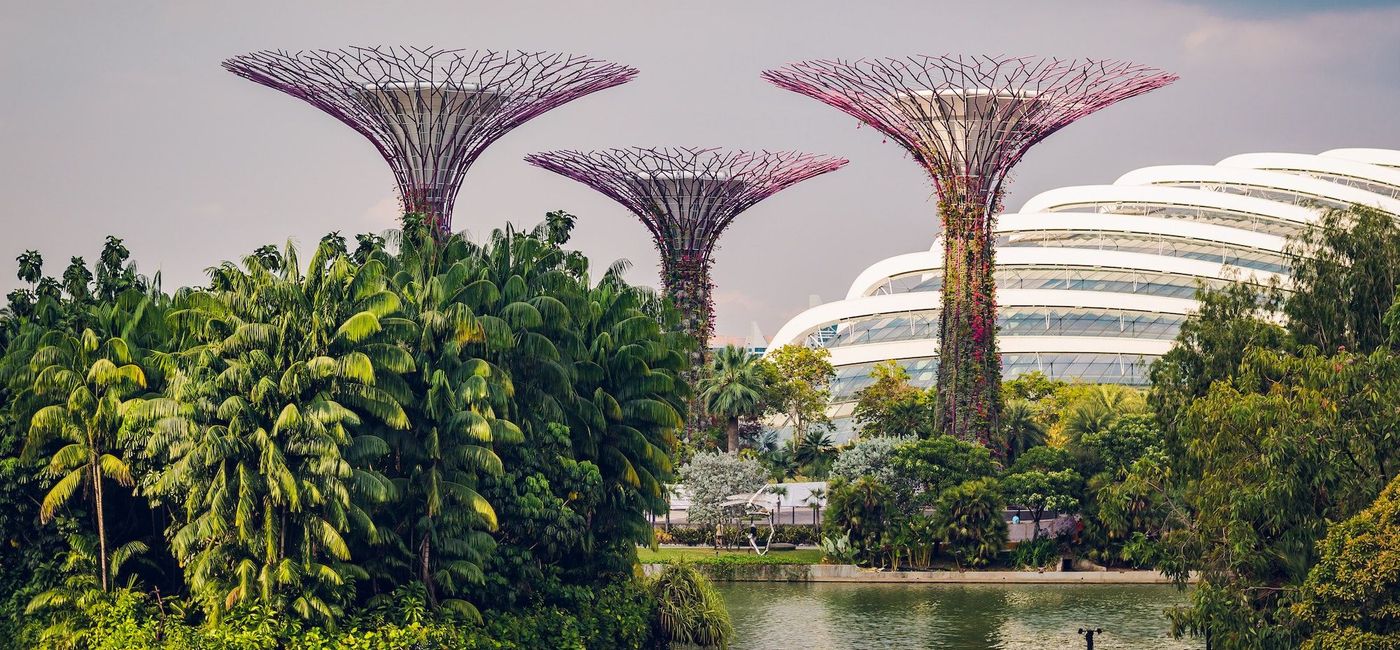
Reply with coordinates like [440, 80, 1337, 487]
[224, 46, 638, 234]
[763, 55, 1177, 445]
[525, 147, 847, 355]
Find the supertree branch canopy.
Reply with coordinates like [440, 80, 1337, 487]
[224, 46, 638, 234]
[763, 55, 1176, 446]
[525, 147, 847, 353]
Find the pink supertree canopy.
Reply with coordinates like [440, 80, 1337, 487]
[223, 46, 637, 235]
[525, 147, 847, 353]
[762, 55, 1176, 445]
[762, 55, 1178, 209]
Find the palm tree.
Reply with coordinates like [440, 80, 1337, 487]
[805, 487, 825, 530]
[1001, 399, 1046, 464]
[24, 328, 146, 592]
[1062, 385, 1146, 445]
[382, 226, 521, 615]
[697, 345, 767, 453]
[793, 429, 835, 477]
[152, 239, 406, 622]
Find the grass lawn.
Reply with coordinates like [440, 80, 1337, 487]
[639, 546, 825, 565]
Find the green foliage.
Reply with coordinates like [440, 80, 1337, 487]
[0, 217, 687, 646]
[1292, 474, 1400, 649]
[891, 434, 997, 509]
[649, 563, 732, 649]
[1007, 445, 1073, 474]
[997, 399, 1044, 465]
[1001, 468, 1080, 538]
[1147, 279, 1288, 436]
[935, 477, 1007, 568]
[1058, 385, 1145, 447]
[1287, 205, 1400, 354]
[759, 345, 834, 441]
[821, 477, 898, 567]
[1076, 413, 1163, 475]
[819, 531, 856, 564]
[697, 345, 767, 453]
[1010, 536, 1058, 570]
[828, 435, 910, 499]
[850, 360, 935, 438]
[1159, 347, 1400, 647]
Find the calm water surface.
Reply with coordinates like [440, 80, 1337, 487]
[715, 582, 1201, 649]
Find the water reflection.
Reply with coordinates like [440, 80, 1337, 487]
[715, 583, 1201, 649]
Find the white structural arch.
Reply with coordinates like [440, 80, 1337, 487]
[765, 149, 1400, 439]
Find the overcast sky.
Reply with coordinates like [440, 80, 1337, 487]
[2, 0, 1398, 339]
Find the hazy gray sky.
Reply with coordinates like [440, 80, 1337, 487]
[2, 0, 1398, 339]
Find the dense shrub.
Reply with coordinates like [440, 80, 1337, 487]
[936, 477, 1007, 568]
[17, 581, 658, 650]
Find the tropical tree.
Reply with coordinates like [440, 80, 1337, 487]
[999, 399, 1045, 464]
[792, 428, 835, 478]
[1060, 385, 1145, 446]
[1001, 468, 1081, 539]
[23, 327, 147, 592]
[1292, 473, 1400, 649]
[379, 225, 521, 614]
[150, 239, 407, 622]
[851, 360, 934, 438]
[697, 345, 767, 453]
[822, 476, 897, 566]
[935, 477, 1007, 568]
[1286, 205, 1400, 354]
[1158, 347, 1400, 647]
[892, 434, 997, 508]
[761, 345, 834, 442]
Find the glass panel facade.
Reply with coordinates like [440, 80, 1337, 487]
[816, 306, 1185, 349]
[1150, 181, 1353, 212]
[1261, 169, 1400, 200]
[998, 230, 1290, 274]
[873, 265, 1238, 300]
[829, 353, 1155, 402]
[1046, 201, 1305, 237]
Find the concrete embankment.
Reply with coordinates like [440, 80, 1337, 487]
[643, 563, 1187, 584]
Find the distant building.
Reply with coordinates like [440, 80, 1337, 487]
[765, 148, 1400, 439]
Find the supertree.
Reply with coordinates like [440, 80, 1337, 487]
[762, 56, 1176, 445]
[525, 147, 846, 357]
[223, 46, 637, 235]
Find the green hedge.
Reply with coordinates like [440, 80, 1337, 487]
[658, 524, 821, 547]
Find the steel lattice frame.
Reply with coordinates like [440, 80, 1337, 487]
[525, 147, 847, 354]
[762, 55, 1176, 445]
[224, 46, 638, 234]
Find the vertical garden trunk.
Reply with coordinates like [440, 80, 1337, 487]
[664, 252, 715, 439]
[934, 183, 1003, 445]
[661, 252, 715, 364]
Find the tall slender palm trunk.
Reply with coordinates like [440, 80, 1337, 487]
[91, 458, 108, 592]
[419, 533, 437, 605]
[725, 416, 740, 453]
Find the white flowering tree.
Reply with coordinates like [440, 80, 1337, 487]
[678, 451, 766, 529]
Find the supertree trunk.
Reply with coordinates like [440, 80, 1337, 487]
[662, 252, 715, 365]
[935, 180, 1003, 444]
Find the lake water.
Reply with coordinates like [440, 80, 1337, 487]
[715, 582, 1202, 649]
